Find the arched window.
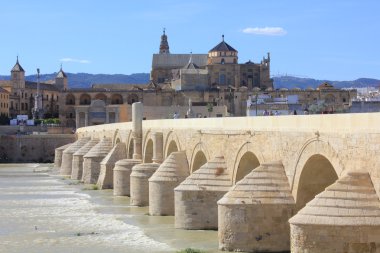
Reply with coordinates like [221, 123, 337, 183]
[127, 94, 139, 105]
[95, 93, 107, 103]
[221, 58, 225, 64]
[65, 94, 75, 105]
[111, 94, 123, 104]
[79, 94, 91, 105]
[219, 74, 226, 85]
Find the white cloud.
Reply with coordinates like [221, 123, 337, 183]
[60, 58, 91, 64]
[242, 27, 287, 36]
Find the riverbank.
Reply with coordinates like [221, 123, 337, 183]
[0, 164, 221, 253]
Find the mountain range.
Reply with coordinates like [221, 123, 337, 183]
[0, 73, 379, 89]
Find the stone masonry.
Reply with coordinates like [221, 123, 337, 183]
[174, 155, 232, 230]
[149, 151, 189, 216]
[82, 137, 113, 184]
[71, 111, 380, 252]
[71, 138, 99, 180]
[218, 161, 295, 252]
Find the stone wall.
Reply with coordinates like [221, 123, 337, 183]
[0, 134, 75, 163]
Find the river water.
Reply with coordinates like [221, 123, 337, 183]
[0, 164, 221, 253]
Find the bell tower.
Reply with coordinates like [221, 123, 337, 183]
[55, 64, 68, 90]
[159, 28, 170, 54]
[11, 56, 25, 90]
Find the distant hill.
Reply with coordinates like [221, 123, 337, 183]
[272, 76, 380, 89]
[0, 73, 150, 88]
[0, 72, 379, 89]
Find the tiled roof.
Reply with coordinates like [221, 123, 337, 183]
[209, 40, 237, 53]
[0, 87, 10, 94]
[25, 81, 60, 91]
[152, 54, 208, 68]
[56, 69, 67, 78]
[11, 60, 25, 72]
[318, 82, 334, 90]
[0, 80, 11, 87]
[183, 61, 200, 69]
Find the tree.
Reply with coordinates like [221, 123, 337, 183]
[0, 113, 9, 125]
[207, 102, 214, 117]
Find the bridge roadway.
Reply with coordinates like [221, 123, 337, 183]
[56, 103, 380, 252]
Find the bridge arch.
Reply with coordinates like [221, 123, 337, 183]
[232, 142, 264, 184]
[144, 139, 154, 163]
[164, 131, 181, 158]
[126, 131, 134, 159]
[112, 129, 121, 146]
[143, 130, 153, 163]
[291, 138, 343, 210]
[190, 142, 210, 173]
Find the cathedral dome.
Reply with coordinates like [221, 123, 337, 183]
[209, 35, 237, 53]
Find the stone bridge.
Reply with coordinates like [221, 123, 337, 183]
[56, 103, 380, 253]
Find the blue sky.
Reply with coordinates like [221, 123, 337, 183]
[1, 0, 379, 80]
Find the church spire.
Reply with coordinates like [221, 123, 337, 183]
[159, 28, 170, 54]
[12, 56, 25, 72]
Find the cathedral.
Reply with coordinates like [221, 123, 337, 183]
[0, 31, 356, 128]
[151, 30, 273, 91]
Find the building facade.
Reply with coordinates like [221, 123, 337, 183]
[0, 32, 357, 128]
[0, 58, 63, 119]
[0, 87, 9, 117]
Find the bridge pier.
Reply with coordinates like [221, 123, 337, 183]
[130, 163, 160, 206]
[97, 142, 127, 189]
[151, 132, 163, 163]
[174, 155, 232, 230]
[289, 171, 380, 253]
[113, 159, 142, 196]
[82, 137, 113, 184]
[218, 161, 295, 252]
[71, 139, 99, 180]
[54, 143, 72, 169]
[149, 151, 189, 216]
[60, 138, 90, 176]
[132, 102, 143, 160]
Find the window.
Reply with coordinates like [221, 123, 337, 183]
[221, 58, 225, 64]
[219, 74, 226, 85]
[343, 98, 347, 103]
